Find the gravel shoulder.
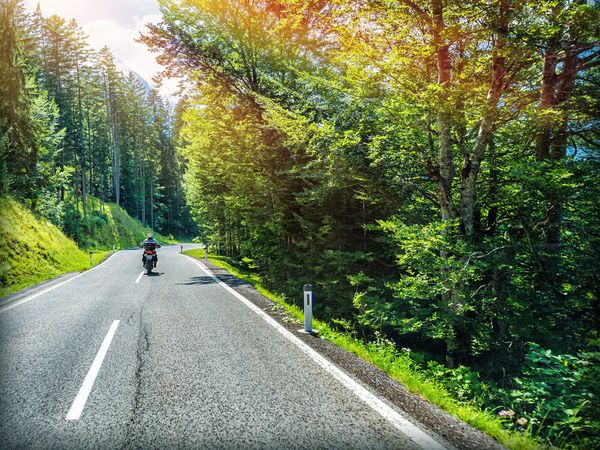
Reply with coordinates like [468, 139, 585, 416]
[202, 259, 507, 450]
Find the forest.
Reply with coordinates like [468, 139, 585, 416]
[2, 0, 599, 448]
[0, 0, 194, 242]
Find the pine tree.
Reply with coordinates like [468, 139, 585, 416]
[0, 0, 37, 198]
[98, 46, 122, 205]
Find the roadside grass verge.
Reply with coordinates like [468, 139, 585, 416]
[0, 195, 177, 299]
[0, 197, 110, 298]
[183, 248, 543, 450]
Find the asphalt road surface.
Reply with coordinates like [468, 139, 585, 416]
[0, 245, 450, 450]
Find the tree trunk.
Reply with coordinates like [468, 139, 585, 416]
[141, 159, 146, 225]
[113, 109, 120, 206]
[150, 178, 154, 230]
[432, 0, 455, 222]
[459, 0, 508, 239]
[75, 57, 86, 215]
[104, 71, 120, 206]
[486, 139, 498, 235]
[431, 0, 458, 367]
[535, 44, 578, 283]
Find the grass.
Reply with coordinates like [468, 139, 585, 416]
[0, 195, 176, 298]
[183, 247, 544, 450]
[0, 197, 110, 298]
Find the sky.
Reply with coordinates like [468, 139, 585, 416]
[24, 0, 179, 100]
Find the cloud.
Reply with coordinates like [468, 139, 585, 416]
[82, 17, 152, 75]
[25, 0, 160, 27]
[26, 1, 179, 101]
[83, 14, 180, 101]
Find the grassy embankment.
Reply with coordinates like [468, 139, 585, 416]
[0, 197, 109, 297]
[0, 196, 175, 298]
[64, 196, 176, 249]
[183, 248, 543, 450]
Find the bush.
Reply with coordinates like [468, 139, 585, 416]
[35, 192, 64, 227]
[419, 342, 600, 448]
[501, 343, 600, 448]
[424, 361, 493, 404]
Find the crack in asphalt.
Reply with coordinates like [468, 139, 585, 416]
[123, 307, 150, 448]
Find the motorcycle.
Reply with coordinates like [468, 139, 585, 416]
[142, 242, 158, 274]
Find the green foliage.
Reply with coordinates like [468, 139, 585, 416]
[375, 220, 481, 341]
[59, 196, 174, 249]
[503, 344, 600, 448]
[425, 362, 492, 404]
[424, 343, 600, 449]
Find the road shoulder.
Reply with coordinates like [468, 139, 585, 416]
[0, 251, 115, 309]
[0, 272, 80, 308]
[199, 257, 506, 450]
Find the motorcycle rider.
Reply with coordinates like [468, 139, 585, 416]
[142, 233, 161, 267]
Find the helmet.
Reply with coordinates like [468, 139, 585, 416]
[147, 233, 153, 239]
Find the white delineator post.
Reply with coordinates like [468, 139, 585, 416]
[304, 284, 313, 333]
[89, 252, 92, 266]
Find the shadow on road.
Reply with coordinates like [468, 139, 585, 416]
[216, 274, 249, 288]
[177, 274, 249, 287]
[177, 276, 216, 285]
[146, 272, 163, 277]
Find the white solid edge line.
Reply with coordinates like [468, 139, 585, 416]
[179, 253, 447, 450]
[0, 252, 119, 313]
[135, 271, 144, 284]
[66, 320, 120, 421]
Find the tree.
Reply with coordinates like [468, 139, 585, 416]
[531, 1, 599, 284]
[98, 46, 122, 206]
[0, 0, 41, 199]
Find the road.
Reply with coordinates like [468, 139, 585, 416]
[0, 245, 450, 449]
